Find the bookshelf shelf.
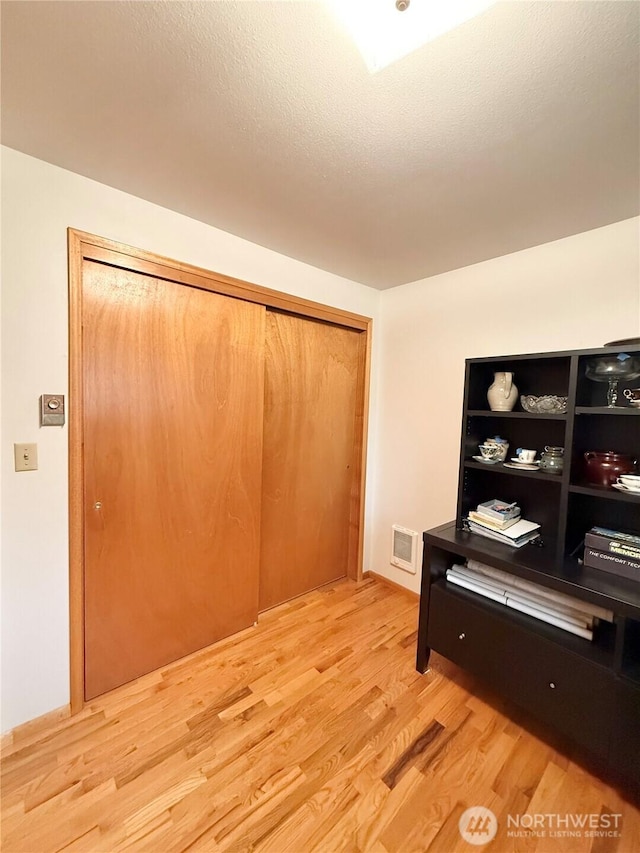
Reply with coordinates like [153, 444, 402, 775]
[417, 344, 640, 797]
[575, 406, 640, 416]
[466, 409, 567, 420]
[569, 484, 640, 503]
[464, 460, 563, 482]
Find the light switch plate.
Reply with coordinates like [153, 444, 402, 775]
[14, 443, 38, 471]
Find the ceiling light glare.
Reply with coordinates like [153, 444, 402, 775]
[327, 0, 498, 73]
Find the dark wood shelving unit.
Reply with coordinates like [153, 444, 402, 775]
[467, 409, 568, 420]
[575, 406, 640, 416]
[417, 344, 640, 796]
[419, 521, 640, 618]
[464, 460, 564, 482]
[570, 483, 640, 502]
[432, 579, 617, 670]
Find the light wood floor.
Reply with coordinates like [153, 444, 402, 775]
[2, 579, 638, 853]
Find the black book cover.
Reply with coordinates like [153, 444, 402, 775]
[583, 547, 640, 582]
[585, 531, 640, 563]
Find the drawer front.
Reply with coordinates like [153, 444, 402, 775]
[608, 681, 640, 795]
[428, 582, 614, 755]
[427, 582, 512, 682]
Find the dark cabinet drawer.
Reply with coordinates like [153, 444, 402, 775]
[427, 582, 513, 683]
[608, 681, 640, 795]
[428, 582, 614, 756]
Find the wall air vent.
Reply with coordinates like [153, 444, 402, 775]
[391, 524, 420, 574]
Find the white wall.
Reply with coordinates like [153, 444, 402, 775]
[3, 146, 639, 732]
[370, 218, 640, 594]
[0, 146, 381, 732]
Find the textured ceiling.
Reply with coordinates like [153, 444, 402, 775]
[1, 1, 638, 289]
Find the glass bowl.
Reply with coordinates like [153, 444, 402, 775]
[520, 395, 568, 414]
[586, 355, 640, 380]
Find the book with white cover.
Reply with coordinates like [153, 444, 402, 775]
[477, 499, 520, 521]
[480, 518, 540, 539]
[468, 522, 540, 548]
[468, 511, 520, 531]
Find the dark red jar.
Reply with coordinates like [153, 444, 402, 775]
[584, 451, 637, 487]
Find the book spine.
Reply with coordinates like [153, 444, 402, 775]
[477, 500, 519, 515]
[468, 512, 520, 531]
[591, 527, 640, 547]
[468, 524, 539, 548]
[583, 548, 640, 582]
[468, 524, 513, 545]
[476, 507, 520, 522]
[585, 532, 640, 562]
[469, 522, 539, 544]
[476, 517, 541, 538]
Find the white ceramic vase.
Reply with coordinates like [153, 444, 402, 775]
[487, 371, 518, 412]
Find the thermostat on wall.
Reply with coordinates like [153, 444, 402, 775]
[391, 524, 420, 574]
[40, 394, 65, 426]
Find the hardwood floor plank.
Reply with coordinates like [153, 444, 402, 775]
[2, 579, 637, 853]
[122, 773, 208, 838]
[52, 824, 102, 853]
[492, 732, 555, 801]
[382, 720, 445, 789]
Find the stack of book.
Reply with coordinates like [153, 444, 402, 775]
[445, 559, 613, 640]
[467, 499, 541, 548]
[583, 527, 640, 582]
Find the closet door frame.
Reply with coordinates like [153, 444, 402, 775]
[68, 229, 372, 714]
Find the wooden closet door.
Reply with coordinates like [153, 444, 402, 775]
[260, 311, 362, 611]
[83, 261, 265, 700]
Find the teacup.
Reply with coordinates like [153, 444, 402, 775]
[478, 444, 501, 460]
[624, 388, 640, 407]
[484, 436, 509, 461]
[516, 448, 537, 463]
[618, 474, 640, 490]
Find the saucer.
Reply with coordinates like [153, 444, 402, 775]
[510, 457, 540, 465]
[504, 462, 540, 471]
[472, 455, 500, 465]
[612, 483, 640, 494]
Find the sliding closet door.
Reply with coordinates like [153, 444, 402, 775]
[260, 311, 362, 611]
[83, 261, 265, 700]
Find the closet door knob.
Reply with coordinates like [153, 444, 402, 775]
[458, 632, 466, 640]
[549, 682, 556, 689]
